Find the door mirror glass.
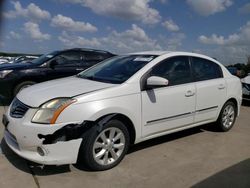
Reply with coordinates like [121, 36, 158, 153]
[146, 76, 169, 89]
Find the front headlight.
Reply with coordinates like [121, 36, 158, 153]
[32, 98, 76, 124]
[0, 70, 13, 78]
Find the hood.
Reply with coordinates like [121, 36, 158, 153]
[17, 76, 116, 107]
[241, 76, 250, 84]
[0, 62, 34, 71]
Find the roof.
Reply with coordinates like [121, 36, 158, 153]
[128, 51, 172, 56]
[62, 48, 114, 54]
[128, 51, 219, 63]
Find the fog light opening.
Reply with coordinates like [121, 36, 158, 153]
[37, 146, 46, 156]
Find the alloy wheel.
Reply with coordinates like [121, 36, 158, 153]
[222, 104, 235, 128]
[92, 127, 125, 166]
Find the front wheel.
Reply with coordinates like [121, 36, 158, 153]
[78, 119, 130, 171]
[216, 101, 237, 132]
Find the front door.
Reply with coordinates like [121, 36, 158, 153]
[141, 56, 196, 137]
[47, 51, 83, 80]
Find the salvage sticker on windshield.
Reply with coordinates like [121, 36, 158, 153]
[133, 57, 154, 62]
[46, 55, 53, 58]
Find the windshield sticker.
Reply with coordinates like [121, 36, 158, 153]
[46, 55, 53, 58]
[133, 57, 153, 62]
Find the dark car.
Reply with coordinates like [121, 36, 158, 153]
[227, 67, 238, 76]
[0, 48, 115, 101]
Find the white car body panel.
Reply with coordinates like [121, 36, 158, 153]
[4, 107, 82, 164]
[194, 78, 227, 123]
[17, 76, 115, 107]
[3, 51, 242, 165]
[141, 83, 195, 137]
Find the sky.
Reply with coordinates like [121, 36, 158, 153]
[0, 0, 250, 65]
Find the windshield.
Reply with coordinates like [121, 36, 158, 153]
[31, 51, 59, 64]
[77, 55, 157, 84]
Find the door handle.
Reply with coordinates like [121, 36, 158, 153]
[76, 68, 84, 71]
[185, 90, 195, 97]
[218, 84, 225, 90]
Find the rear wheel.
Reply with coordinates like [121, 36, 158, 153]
[13, 81, 36, 96]
[216, 101, 237, 132]
[78, 119, 130, 171]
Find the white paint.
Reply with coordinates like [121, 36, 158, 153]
[4, 51, 242, 166]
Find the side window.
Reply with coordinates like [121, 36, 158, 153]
[53, 51, 81, 66]
[150, 56, 192, 86]
[84, 52, 107, 66]
[192, 57, 223, 81]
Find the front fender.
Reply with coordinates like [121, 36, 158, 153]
[56, 94, 142, 141]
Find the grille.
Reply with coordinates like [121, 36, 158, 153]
[10, 98, 30, 118]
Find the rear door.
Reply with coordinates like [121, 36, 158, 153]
[191, 57, 226, 123]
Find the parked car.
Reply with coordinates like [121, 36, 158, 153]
[8, 56, 39, 64]
[0, 48, 115, 100]
[227, 67, 238, 76]
[241, 73, 250, 101]
[2, 51, 242, 170]
[0, 57, 12, 64]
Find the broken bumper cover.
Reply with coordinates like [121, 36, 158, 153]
[3, 108, 85, 165]
[4, 130, 82, 165]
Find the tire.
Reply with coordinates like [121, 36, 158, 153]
[13, 81, 36, 96]
[78, 119, 130, 171]
[216, 101, 237, 132]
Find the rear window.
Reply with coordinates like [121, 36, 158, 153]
[192, 57, 223, 81]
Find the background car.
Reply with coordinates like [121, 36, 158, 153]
[7, 55, 39, 64]
[227, 67, 238, 76]
[0, 57, 12, 64]
[0, 48, 115, 101]
[241, 73, 250, 101]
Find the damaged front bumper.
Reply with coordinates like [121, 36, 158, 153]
[3, 108, 90, 165]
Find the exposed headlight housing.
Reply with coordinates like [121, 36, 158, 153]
[32, 98, 76, 124]
[0, 70, 13, 78]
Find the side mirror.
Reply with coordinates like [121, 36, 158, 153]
[146, 76, 169, 89]
[49, 60, 58, 69]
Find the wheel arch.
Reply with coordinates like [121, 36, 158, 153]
[95, 113, 136, 145]
[216, 97, 239, 122]
[226, 97, 239, 116]
[12, 80, 37, 96]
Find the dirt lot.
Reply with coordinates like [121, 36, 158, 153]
[0, 104, 250, 188]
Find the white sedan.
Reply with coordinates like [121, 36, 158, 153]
[3, 51, 242, 170]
